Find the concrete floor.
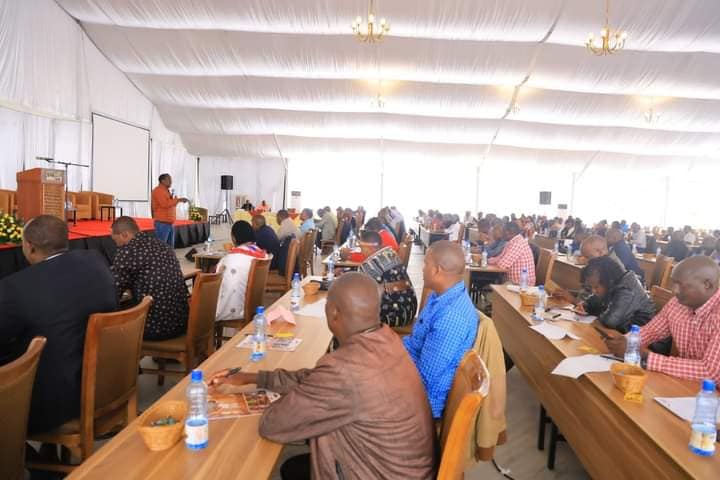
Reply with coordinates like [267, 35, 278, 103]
[103, 223, 589, 479]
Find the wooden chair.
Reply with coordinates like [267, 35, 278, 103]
[536, 248, 557, 287]
[66, 192, 93, 220]
[397, 240, 411, 269]
[0, 337, 46, 480]
[653, 255, 674, 289]
[141, 273, 222, 386]
[298, 229, 317, 277]
[0, 188, 17, 215]
[29, 298, 151, 473]
[214, 257, 272, 348]
[393, 286, 431, 337]
[651, 285, 674, 312]
[437, 351, 487, 480]
[266, 238, 300, 293]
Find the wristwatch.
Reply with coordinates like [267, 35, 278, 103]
[640, 356, 648, 370]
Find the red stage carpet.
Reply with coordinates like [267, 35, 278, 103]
[67, 218, 196, 241]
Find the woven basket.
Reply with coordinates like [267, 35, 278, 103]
[519, 291, 539, 308]
[611, 363, 647, 396]
[138, 401, 187, 451]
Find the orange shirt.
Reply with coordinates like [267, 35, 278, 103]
[151, 185, 179, 223]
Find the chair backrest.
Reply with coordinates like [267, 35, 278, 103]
[0, 189, 15, 214]
[299, 230, 315, 277]
[536, 248, 556, 287]
[0, 337, 46, 480]
[186, 272, 224, 361]
[81, 297, 151, 456]
[653, 255, 674, 289]
[660, 261, 675, 289]
[282, 238, 300, 285]
[651, 285, 674, 312]
[532, 235, 556, 250]
[456, 223, 465, 244]
[398, 241, 411, 269]
[334, 219, 345, 244]
[438, 351, 486, 480]
[244, 257, 272, 321]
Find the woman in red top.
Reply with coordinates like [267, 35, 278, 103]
[364, 217, 399, 251]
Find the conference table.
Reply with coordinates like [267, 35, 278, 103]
[321, 254, 362, 272]
[491, 284, 720, 479]
[68, 277, 333, 480]
[550, 255, 583, 292]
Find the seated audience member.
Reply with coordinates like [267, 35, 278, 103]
[666, 231, 690, 261]
[431, 212, 444, 231]
[595, 220, 608, 237]
[472, 218, 492, 247]
[276, 209, 300, 241]
[630, 223, 647, 253]
[299, 208, 316, 234]
[209, 273, 435, 478]
[683, 225, 697, 245]
[252, 214, 281, 262]
[338, 209, 354, 244]
[606, 228, 645, 281]
[663, 227, 675, 242]
[699, 236, 717, 256]
[485, 222, 507, 258]
[560, 218, 575, 239]
[364, 217, 399, 251]
[404, 241, 478, 418]
[605, 256, 720, 383]
[579, 256, 655, 333]
[378, 208, 399, 242]
[341, 231, 417, 328]
[488, 222, 536, 286]
[315, 207, 337, 247]
[111, 217, 188, 340]
[241, 199, 254, 211]
[215, 221, 267, 321]
[0, 215, 117, 434]
[256, 200, 270, 213]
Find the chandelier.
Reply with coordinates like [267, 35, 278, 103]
[352, 0, 389, 43]
[585, 0, 627, 55]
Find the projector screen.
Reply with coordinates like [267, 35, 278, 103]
[91, 113, 150, 201]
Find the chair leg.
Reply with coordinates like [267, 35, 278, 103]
[547, 421, 559, 470]
[538, 405, 547, 450]
[157, 358, 166, 386]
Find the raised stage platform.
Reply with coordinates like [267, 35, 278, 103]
[0, 218, 210, 280]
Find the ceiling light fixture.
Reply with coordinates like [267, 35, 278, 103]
[352, 0, 389, 43]
[585, 0, 627, 56]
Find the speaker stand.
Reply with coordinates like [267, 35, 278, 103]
[215, 189, 233, 224]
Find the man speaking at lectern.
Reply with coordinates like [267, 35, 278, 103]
[151, 173, 187, 247]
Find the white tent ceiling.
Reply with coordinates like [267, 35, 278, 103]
[55, 0, 720, 170]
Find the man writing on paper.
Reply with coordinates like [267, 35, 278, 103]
[151, 173, 188, 247]
[207, 273, 435, 479]
[605, 256, 720, 383]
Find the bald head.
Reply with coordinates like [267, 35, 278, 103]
[423, 240, 465, 292]
[581, 235, 608, 259]
[670, 255, 720, 309]
[326, 272, 381, 342]
[606, 228, 624, 245]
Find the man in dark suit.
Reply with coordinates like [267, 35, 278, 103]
[252, 214, 281, 267]
[0, 215, 117, 434]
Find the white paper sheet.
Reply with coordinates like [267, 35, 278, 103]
[551, 355, 617, 379]
[295, 298, 327, 318]
[507, 285, 539, 295]
[547, 308, 597, 324]
[655, 397, 720, 423]
[530, 322, 581, 341]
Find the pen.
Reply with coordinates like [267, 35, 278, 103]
[600, 354, 623, 362]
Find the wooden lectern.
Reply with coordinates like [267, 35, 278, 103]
[16, 168, 66, 222]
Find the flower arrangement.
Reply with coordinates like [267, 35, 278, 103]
[0, 212, 23, 244]
[189, 206, 203, 222]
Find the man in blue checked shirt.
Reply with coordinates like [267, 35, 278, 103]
[404, 240, 479, 418]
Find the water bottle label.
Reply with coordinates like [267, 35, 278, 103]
[185, 420, 208, 449]
[690, 428, 716, 455]
[253, 340, 266, 356]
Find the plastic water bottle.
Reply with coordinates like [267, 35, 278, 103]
[632, 243, 638, 255]
[185, 370, 208, 450]
[534, 286, 546, 321]
[689, 379, 718, 456]
[332, 244, 340, 260]
[463, 241, 471, 264]
[567, 248, 574, 262]
[481, 249, 488, 267]
[326, 257, 335, 282]
[553, 241, 559, 254]
[656, 247, 662, 257]
[624, 325, 641, 366]
[251, 307, 266, 362]
[520, 268, 529, 291]
[347, 228, 356, 248]
[204, 234, 214, 253]
[290, 273, 301, 311]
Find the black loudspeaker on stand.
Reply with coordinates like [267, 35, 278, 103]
[217, 175, 234, 223]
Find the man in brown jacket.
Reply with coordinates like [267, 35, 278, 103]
[209, 273, 435, 479]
